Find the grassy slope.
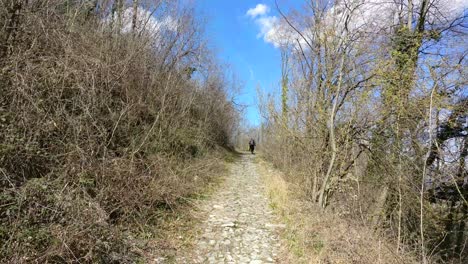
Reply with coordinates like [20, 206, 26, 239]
[140, 149, 241, 263]
[256, 156, 417, 264]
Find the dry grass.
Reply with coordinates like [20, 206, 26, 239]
[142, 154, 239, 263]
[257, 157, 418, 264]
[0, 1, 239, 262]
[130, 155, 231, 263]
[1, 151, 230, 263]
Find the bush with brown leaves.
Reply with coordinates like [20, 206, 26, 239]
[0, 1, 238, 262]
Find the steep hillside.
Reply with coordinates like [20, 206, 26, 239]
[0, 1, 238, 262]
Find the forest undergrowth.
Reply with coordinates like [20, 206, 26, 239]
[256, 1, 467, 263]
[0, 1, 239, 262]
[258, 157, 417, 264]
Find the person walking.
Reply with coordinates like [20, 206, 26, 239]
[248, 138, 256, 154]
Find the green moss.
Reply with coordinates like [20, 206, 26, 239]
[286, 231, 305, 258]
[313, 239, 324, 253]
[18, 227, 54, 252]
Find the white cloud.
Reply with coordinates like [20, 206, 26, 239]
[334, 0, 468, 34]
[106, 7, 178, 37]
[256, 16, 280, 45]
[246, 4, 270, 18]
[253, 0, 468, 49]
[254, 15, 308, 48]
[249, 66, 255, 80]
[123, 7, 178, 34]
[246, 4, 295, 48]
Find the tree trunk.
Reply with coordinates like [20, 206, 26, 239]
[372, 186, 389, 226]
[318, 51, 346, 208]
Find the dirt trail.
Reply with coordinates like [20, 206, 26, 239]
[177, 154, 284, 263]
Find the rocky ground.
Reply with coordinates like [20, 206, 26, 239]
[175, 154, 284, 263]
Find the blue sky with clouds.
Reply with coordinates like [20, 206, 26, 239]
[195, 1, 300, 126]
[193, 1, 467, 127]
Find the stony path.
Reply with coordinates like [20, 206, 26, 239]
[179, 154, 283, 263]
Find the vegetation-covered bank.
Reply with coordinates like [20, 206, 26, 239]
[0, 1, 238, 262]
[258, 158, 417, 263]
[259, 1, 467, 263]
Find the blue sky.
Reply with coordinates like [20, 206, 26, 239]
[193, 1, 468, 127]
[195, 1, 300, 126]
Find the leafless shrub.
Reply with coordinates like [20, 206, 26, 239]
[0, 0, 238, 262]
[260, 0, 467, 262]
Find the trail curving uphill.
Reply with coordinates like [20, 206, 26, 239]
[179, 154, 283, 263]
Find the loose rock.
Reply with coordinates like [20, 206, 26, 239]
[177, 154, 282, 263]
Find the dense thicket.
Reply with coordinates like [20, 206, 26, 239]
[0, 0, 237, 262]
[260, 0, 467, 262]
